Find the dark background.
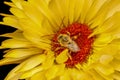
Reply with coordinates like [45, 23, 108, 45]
[0, 0, 17, 80]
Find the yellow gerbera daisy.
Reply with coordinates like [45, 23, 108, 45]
[0, 0, 120, 80]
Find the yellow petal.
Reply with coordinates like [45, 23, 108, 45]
[0, 30, 26, 40]
[6, 74, 22, 80]
[89, 11, 120, 37]
[93, 42, 119, 56]
[17, 54, 46, 72]
[1, 16, 21, 30]
[56, 64, 65, 76]
[74, 0, 84, 21]
[99, 55, 113, 64]
[4, 62, 25, 80]
[110, 59, 120, 72]
[0, 13, 13, 17]
[89, 0, 120, 29]
[95, 64, 114, 75]
[3, 48, 41, 58]
[95, 68, 113, 80]
[10, 7, 26, 18]
[68, 68, 84, 80]
[0, 39, 33, 49]
[114, 52, 120, 60]
[45, 65, 63, 80]
[0, 58, 22, 66]
[4, 1, 15, 7]
[23, 31, 51, 50]
[75, 63, 82, 70]
[68, 0, 76, 24]
[79, 0, 93, 23]
[20, 65, 43, 79]
[56, 49, 69, 63]
[11, 0, 23, 9]
[42, 52, 55, 69]
[113, 71, 120, 80]
[93, 33, 115, 47]
[30, 71, 46, 80]
[87, 69, 105, 80]
[48, 0, 64, 26]
[21, 1, 44, 25]
[105, 0, 120, 19]
[60, 69, 71, 80]
[28, 0, 59, 28]
[24, 0, 53, 28]
[86, 0, 107, 23]
[19, 18, 47, 35]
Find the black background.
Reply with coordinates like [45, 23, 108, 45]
[0, 0, 17, 80]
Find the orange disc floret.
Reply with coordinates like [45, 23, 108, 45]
[51, 23, 94, 67]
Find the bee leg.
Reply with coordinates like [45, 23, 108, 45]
[67, 51, 72, 60]
[72, 33, 81, 40]
[54, 47, 64, 52]
[66, 31, 71, 36]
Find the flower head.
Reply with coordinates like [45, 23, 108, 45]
[0, 0, 120, 80]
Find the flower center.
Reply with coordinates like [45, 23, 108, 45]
[51, 23, 94, 67]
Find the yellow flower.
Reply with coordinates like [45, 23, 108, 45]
[0, 0, 120, 80]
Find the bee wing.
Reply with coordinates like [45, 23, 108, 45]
[67, 41, 80, 52]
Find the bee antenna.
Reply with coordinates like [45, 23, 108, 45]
[58, 17, 66, 29]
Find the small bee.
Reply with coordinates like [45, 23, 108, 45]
[57, 34, 80, 52]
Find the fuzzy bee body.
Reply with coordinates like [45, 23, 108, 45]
[57, 34, 80, 52]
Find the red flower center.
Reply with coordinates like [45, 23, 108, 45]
[51, 23, 94, 67]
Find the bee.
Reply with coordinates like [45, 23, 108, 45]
[57, 34, 80, 52]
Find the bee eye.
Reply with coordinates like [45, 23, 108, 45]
[62, 37, 69, 42]
[68, 42, 71, 44]
[58, 35, 63, 39]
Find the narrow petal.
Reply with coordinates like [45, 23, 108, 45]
[0, 30, 26, 41]
[0, 58, 22, 66]
[99, 55, 113, 64]
[17, 54, 46, 72]
[42, 51, 55, 69]
[28, 0, 59, 29]
[95, 64, 114, 75]
[110, 59, 120, 72]
[0, 39, 33, 49]
[45, 65, 64, 80]
[113, 71, 120, 80]
[74, 0, 84, 21]
[93, 41, 119, 56]
[89, 0, 120, 29]
[79, 0, 93, 23]
[4, 62, 25, 80]
[68, 68, 85, 80]
[20, 65, 43, 79]
[23, 31, 51, 50]
[3, 48, 42, 58]
[87, 69, 105, 80]
[1, 16, 21, 30]
[93, 33, 115, 47]
[11, 0, 23, 9]
[10, 7, 26, 18]
[60, 69, 71, 80]
[49, 0, 64, 26]
[4, 1, 16, 7]
[68, 0, 76, 24]
[90, 12, 120, 37]
[30, 71, 46, 80]
[85, 0, 107, 23]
